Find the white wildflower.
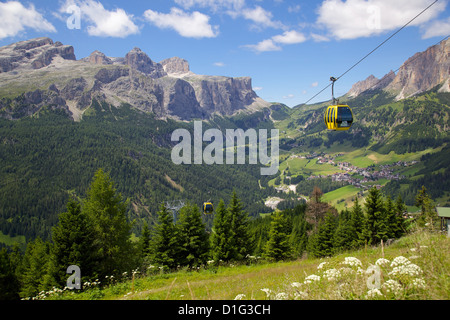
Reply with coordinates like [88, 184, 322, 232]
[411, 278, 426, 290]
[389, 263, 422, 277]
[293, 291, 308, 300]
[234, 294, 246, 300]
[382, 279, 403, 295]
[366, 288, 383, 299]
[304, 274, 321, 284]
[390, 256, 411, 267]
[324, 268, 341, 281]
[261, 288, 272, 298]
[317, 262, 328, 270]
[275, 292, 288, 300]
[375, 258, 390, 266]
[342, 257, 362, 267]
[291, 282, 302, 288]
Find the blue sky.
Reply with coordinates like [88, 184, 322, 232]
[0, 0, 449, 106]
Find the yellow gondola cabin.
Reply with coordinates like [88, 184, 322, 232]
[324, 104, 354, 131]
[203, 202, 214, 214]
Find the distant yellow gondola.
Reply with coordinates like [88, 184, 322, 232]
[324, 104, 354, 131]
[324, 77, 354, 131]
[203, 202, 214, 214]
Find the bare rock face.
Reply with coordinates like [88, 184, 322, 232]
[347, 38, 449, 100]
[82, 50, 112, 65]
[0, 37, 76, 73]
[125, 47, 166, 78]
[0, 38, 268, 121]
[387, 38, 450, 99]
[347, 75, 380, 98]
[160, 57, 190, 74]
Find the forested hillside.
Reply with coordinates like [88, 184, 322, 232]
[0, 101, 276, 243]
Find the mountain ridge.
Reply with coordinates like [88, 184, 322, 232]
[0, 37, 270, 121]
[346, 38, 449, 100]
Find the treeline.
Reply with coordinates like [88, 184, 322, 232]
[0, 103, 274, 241]
[1, 169, 439, 300]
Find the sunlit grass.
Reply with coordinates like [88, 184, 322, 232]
[35, 230, 448, 301]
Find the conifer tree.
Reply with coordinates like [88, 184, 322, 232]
[83, 169, 133, 277]
[177, 204, 209, 268]
[18, 238, 51, 298]
[139, 222, 151, 259]
[150, 202, 180, 269]
[364, 187, 388, 244]
[0, 248, 20, 300]
[394, 195, 407, 237]
[46, 198, 98, 287]
[289, 208, 308, 258]
[333, 209, 353, 253]
[350, 197, 366, 248]
[415, 186, 439, 230]
[228, 191, 251, 260]
[210, 199, 234, 263]
[308, 211, 336, 258]
[264, 211, 292, 261]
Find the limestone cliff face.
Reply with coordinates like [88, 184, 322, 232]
[0, 38, 269, 121]
[0, 37, 75, 73]
[347, 38, 449, 100]
[387, 38, 450, 99]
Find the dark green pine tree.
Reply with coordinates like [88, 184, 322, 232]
[18, 237, 51, 298]
[264, 211, 292, 261]
[289, 209, 308, 258]
[46, 198, 98, 287]
[350, 197, 366, 249]
[83, 169, 133, 277]
[415, 186, 439, 230]
[177, 204, 210, 268]
[228, 191, 251, 261]
[138, 222, 152, 259]
[364, 187, 388, 244]
[333, 209, 354, 253]
[384, 196, 398, 239]
[0, 248, 20, 300]
[308, 211, 336, 258]
[210, 199, 234, 264]
[394, 195, 407, 237]
[150, 202, 180, 269]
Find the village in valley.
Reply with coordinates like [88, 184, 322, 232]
[266, 151, 420, 210]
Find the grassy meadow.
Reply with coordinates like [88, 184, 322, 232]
[35, 230, 449, 301]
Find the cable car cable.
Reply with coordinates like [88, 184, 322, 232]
[303, 0, 439, 105]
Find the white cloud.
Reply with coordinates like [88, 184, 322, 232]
[311, 82, 319, 87]
[241, 5, 285, 29]
[244, 38, 282, 52]
[311, 33, 330, 42]
[60, 0, 139, 38]
[283, 94, 295, 99]
[316, 0, 447, 40]
[421, 17, 450, 39]
[253, 86, 263, 91]
[174, 0, 245, 12]
[214, 62, 225, 67]
[288, 5, 301, 13]
[244, 30, 307, 53]
[0, 1, 56, 40]
[272, 30, 307, 44]
[144, 7, 219, 39]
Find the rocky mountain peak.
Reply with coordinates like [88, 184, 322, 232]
[160, 57, 190, 75]
[0, 38, 269, 121]
[347, 38, 449, 100]
[82, 50, 112, 65]
[125, 47, 166, 78]
[0, 37, 76, 73]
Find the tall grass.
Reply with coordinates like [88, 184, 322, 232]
[35, 231, 449, 300]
